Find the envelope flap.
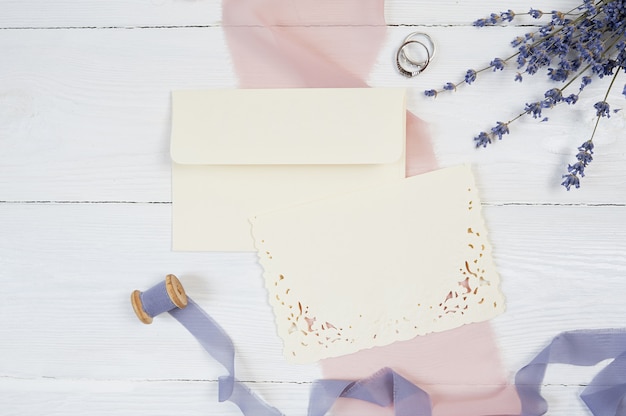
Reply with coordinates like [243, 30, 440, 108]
[171, 88, 406, 165]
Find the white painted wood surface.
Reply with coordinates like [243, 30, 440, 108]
[1, 1, 625, 415]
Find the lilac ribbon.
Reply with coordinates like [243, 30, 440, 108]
[515, 328, 626, 416]
[309, 367, 432, 416]
[311, 329, 626, 416]
[169, 298, 284, 416]
[167, 298, 432, 415]
[139, 282, 626, 416]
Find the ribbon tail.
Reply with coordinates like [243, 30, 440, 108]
[391, 370, 432, 416]
[226, 377, 284, 416]
[581, 350, 626, 416]
[516, 329, 626, 416]
[169, 297, 282, 415]
[308, 379, 355, 416]
[310, 368, 432, 416]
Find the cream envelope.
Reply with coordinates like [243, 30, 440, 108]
[171, 88, 406, 251]
[250, 165, 505, 363]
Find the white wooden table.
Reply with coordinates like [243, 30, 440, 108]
[1, 1, 625, 415]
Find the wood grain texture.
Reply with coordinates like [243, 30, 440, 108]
[1, 202, 624, 414]
[0, 377, 313, 416]
[0, 0, 224, 28]
[0, 26, 624, 204]
[1, 204, 624, 376]
[0, 377, 603, 416]
[1, 1, 625, 415]
[0, 0, 580, 28]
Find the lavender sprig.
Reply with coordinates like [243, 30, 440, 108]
[562, 68, 621, 189]
[425, 0, 626, 190]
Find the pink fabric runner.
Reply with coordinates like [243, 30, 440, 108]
[321, 323, 520, 416]
[222, 1, 520, 414]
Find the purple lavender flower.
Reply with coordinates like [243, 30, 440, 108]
[501, 10, 515, 22]
[539, 23, 555, 37]
[491, 122, 510, 140]
[544, 88, 563, 105]
[474, 131, 491, 148]
[564, 94, 579, 105]
[582, 0, 597, 14]
[524, 101, 543, 118]
[568, 161, 587, 177]
[424, 1, 626, 189]
[561, 174, 581, 190]
[562, 139, 595, 190]
[551, 11, 570, 26]
[594, 101, 611, 117]
[473, 18, 488, 27]
[490, 58, 505, 71]
[576, 150, 593, 164]
[548, 68, 569, 81]
[526, 63, 539, 75]
[578, 140, 594, 154]
[511, 37, 525, 47]
[465, 69, 477, 84]
[580, 76, 592, 91]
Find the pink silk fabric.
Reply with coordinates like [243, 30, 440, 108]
[222, 1, 520, 414]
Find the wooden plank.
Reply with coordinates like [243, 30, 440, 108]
[0, 377, 604, 415]
[0, 0, 223, 29]
[0, 203, 320, 383]
[2, 3, 622, 416]
[373, 25, 626, 203]
[0, 26, 624, 204]
[0, 27, 235, 203]
[0, 377, 312, 416]
[0, 0, 580, 28]
[0, 203, 624, 382]
[386, 0, 580, 26]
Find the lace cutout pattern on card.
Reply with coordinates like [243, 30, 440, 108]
[434, 193, 498, 321]
[253, 166, 505, 363]
[272, 273, 346, 356]
[262, 211, 502, 362]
